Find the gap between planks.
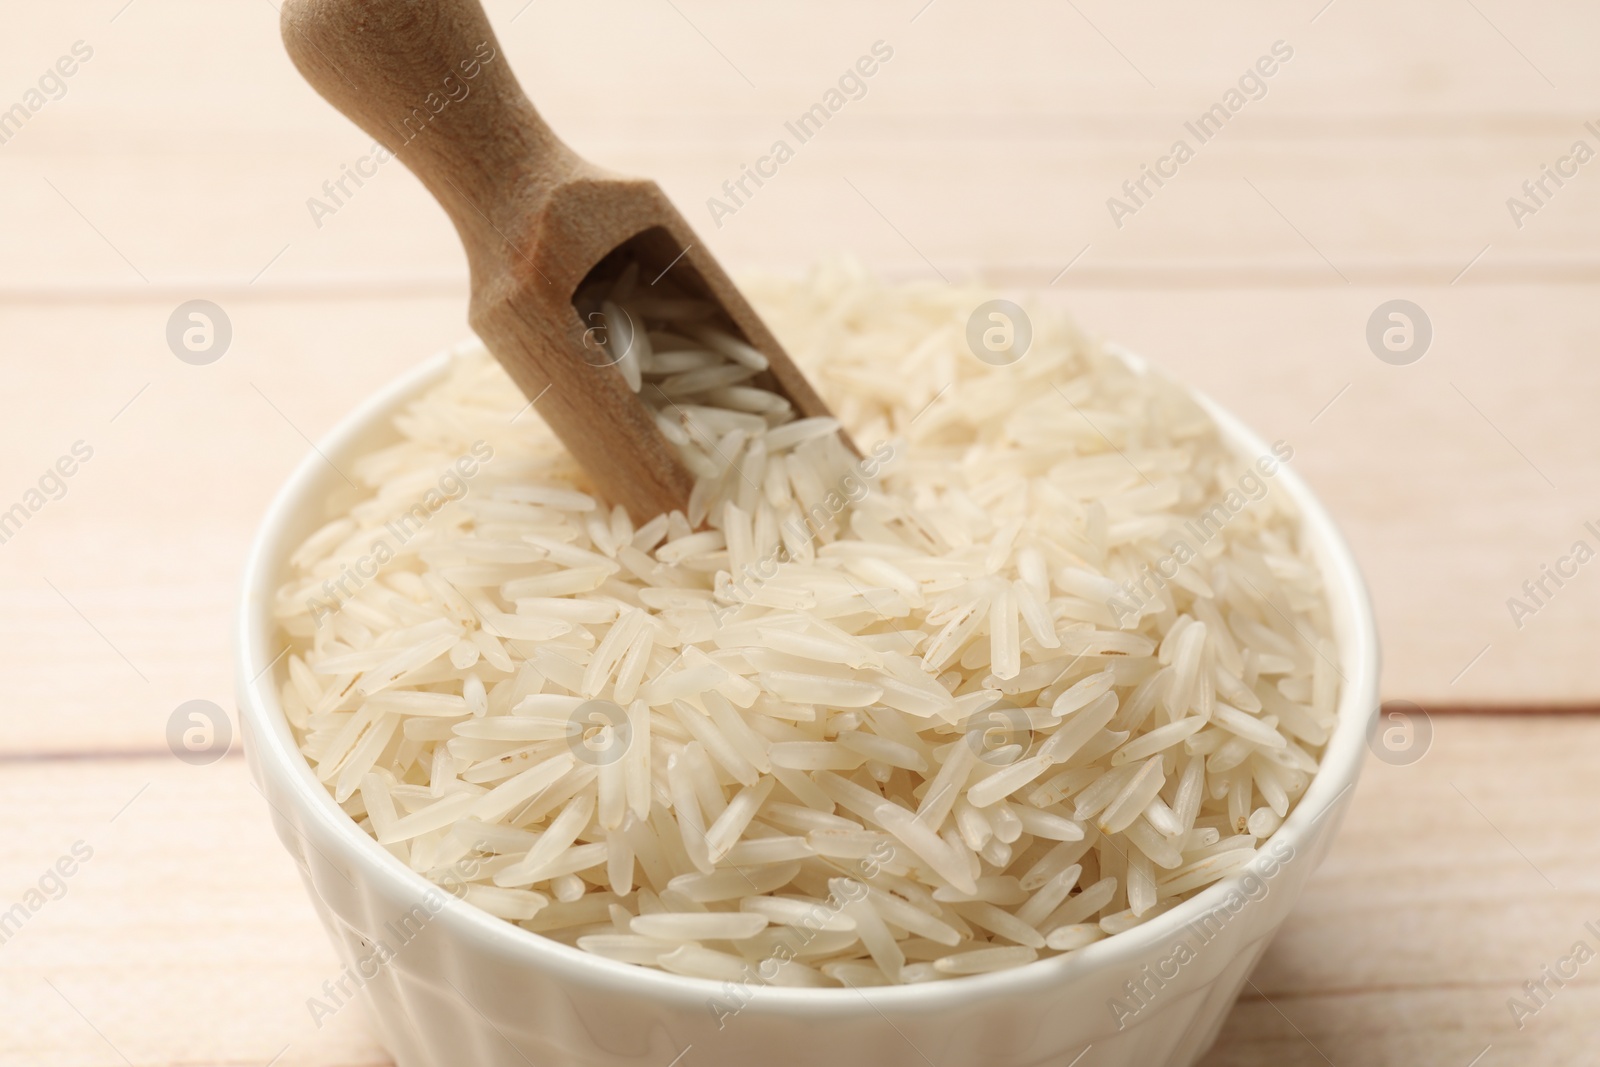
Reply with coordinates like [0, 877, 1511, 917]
[8, 258, 1600, 305]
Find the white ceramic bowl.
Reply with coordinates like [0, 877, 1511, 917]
[236, 343, 1380, 1067]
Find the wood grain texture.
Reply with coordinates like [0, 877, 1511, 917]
[3, 0, 1600, 1063]
[278, 0, 848, 521]
[1, 0, 1597, 700]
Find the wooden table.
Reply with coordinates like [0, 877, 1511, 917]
[2, 1, 1596, 1063]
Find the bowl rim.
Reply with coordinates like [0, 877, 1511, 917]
[235, 342, 1381, 1015]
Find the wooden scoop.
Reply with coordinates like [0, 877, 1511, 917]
[280, 0, 850, 521]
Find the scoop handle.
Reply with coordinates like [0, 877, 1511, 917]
[280, 0, 584, 261]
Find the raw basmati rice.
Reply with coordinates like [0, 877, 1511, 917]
[274, 259, 1339, 987]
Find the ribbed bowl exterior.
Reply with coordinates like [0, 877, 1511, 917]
[237, 347, 1379, 1067]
